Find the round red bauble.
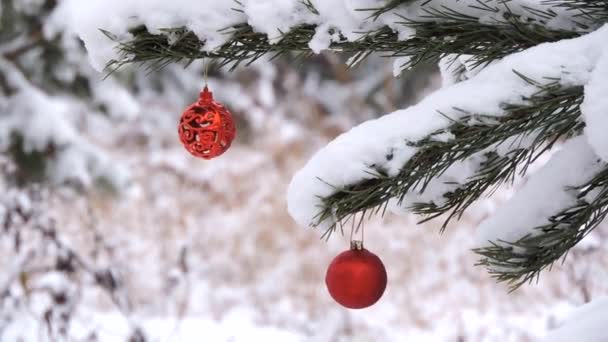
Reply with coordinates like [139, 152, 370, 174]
[178, 86, 236, 159]
[325, 243, 387, 309]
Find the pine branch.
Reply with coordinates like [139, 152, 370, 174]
[410, 83, 584, 228]
[475, 166, 608, 291]
[315, 80, 584, 236]
[106, 4, 580, 71]
[544, 0, 608, 23]
[361, 0, 425, 20]
[104, 24, 319, 72]
[395, 6, 580, 69]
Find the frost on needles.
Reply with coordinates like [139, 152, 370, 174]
[73, 0, 608, 339]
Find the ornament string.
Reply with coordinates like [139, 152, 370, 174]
[203, 59, 209, 87]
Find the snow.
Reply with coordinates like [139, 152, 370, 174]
[0, 90, 76, 152]
[543, 297, 608, 342]
[12, 0, 45, 15]
[91, 78, 141, 120]
[582, 49, 608, 163]
[438, 54, 488, 87]
[309, 0, 384, 43]
[67, 310, 304, 342]
[0, 62, 130, 188]
[61, 0, 246, 71]
[244, 1, 312, 44]
[392, 56, 412, 77]
[288, 25, 608, 230]
[243, 0, 386, 51]
[476, 136, 603, 247]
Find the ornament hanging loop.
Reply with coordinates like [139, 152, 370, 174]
[349, 213, 365, 250]
[198, 60, 213, 104]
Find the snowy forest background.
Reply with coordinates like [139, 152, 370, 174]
[1, 0, 608, 341]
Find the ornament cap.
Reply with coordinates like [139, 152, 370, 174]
[350, 240, 364, 251]
[199, 86, 213, 104]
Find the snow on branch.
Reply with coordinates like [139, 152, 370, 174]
[68, 0, 591, 72]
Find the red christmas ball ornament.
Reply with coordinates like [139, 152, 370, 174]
[178, 86, 236, 159]
[325, 241, 387, 309]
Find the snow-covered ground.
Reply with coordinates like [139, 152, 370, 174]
[3, 136, 608, 341]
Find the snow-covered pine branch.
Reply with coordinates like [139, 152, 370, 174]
[474, 45, 608, 289]
[70, 0, 601, 73]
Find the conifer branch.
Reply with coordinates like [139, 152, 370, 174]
[315, 80, 584, 237]
[545, 0, 608, 23]
[105, 4, 581, 71]
[475, 166, 608, 291]
[410, 83, 584, 228]
[362, 0, 424, 20]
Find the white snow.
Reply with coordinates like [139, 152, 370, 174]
[438, 54, 489, 87]
[67, 310, 304, 342]
[543, 297, 608, 342]
[0, 89, 77, 152]
[0, 22, 136, 191]
[0, 59, 130, 189]
[244, 1, 313, 44]
[309, 0, 384, 43]
[62, 0, 246, 71]
[288, 25, 608, 230]
[392, 56, 412, 77]
[438, 54, 465, 87]
[91, 78, 140, 120]
[582, 49, 608, 163]
[12, 0, 45, 15]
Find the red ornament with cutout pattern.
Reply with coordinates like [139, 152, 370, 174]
[325, 241, 387, 309]
[178, 86, 236, 159]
